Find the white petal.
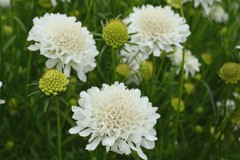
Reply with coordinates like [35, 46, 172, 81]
[141, 138, 155, 149]
[69, 126, 81, 134]
[86, 137, 102, 151]
[46, 59, 57, 68]
[64, 64, 71, 77]
[0, 100, 5, 104]
[79, 128, 92, 137]
[102, 136, 115, 146]
[117, 139, 131, 155]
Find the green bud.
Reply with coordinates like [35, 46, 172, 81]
[140, 61, 153, 81]
[116, 63, 131, 78]
[171, 98, 185, 112]
[39, 69, 69, 96]
[102, 19, 128, 48]
[219, 62, 240, 84]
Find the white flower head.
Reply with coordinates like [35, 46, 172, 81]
[0, 0, 10, 8]
[120, 44, 149, 85]
[27, 13, 99, 82]
[125, 5, 190, 57]
[210, 4, 228, 23]
[69, 82, 160, 160]
[0, 81, 5, 105]
[169, 49, 201, 77]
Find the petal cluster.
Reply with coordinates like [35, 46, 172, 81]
[124, 5, 190, 57]
[169, 49, 201, 77]
[27, 13, 99, 82]
[69, 82, 160, 160]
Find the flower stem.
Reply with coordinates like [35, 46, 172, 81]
[56, 98, 63, 160]
[112, 48, 117, 81]
[171, 49, 185, 159]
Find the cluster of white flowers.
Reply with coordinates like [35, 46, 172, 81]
[210, 4, 228, 23]
[0, 0, 10, 8]
[69, 82, 160, 160]
[0, 82, 5, 105]
[168, 49, 201, 77]
[216, 99, 236, 116]
[28, 13, 99, 82]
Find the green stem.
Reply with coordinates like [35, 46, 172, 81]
[56, 98, 63, 160]
[171, 49, 185, 160]
[156, 52, 166, 80]
[112, 48, 117, 82]
[0, 9, 3, 81]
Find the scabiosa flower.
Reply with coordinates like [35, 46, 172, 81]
[27, 13, 99, 82]
[124, 5, 190, 57]
[0, 0, 10, 8]
[219, 62, 240, 84]
[102, 19, 128, 48]
[169, 49, 201, 77]
[69, 82, 160, 160]
[210, 4, 228, 23]
[39, 69, 69, 96]
[0, 81, 5, 105]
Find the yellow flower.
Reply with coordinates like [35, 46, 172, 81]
[39, 69, 69, 96]
[102, 19, 128, 48]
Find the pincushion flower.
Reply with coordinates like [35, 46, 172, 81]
[124, 5, 190, 57]
[69, 82, 160, 160]
[0, 0, 10, 8]
[0, 81, 5, 105]
[169, 49, 201, 77]
[210, 4, 228, 23]
[27, 13, 99, 82]
[219, 62, 240, 84]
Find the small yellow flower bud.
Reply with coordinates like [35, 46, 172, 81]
[102, 19, 128, 48]
[116, 63, 131, 78]
[184, 82, 194, 94]
[195, 125, 203, 133]
[140, 61, 153, 80]
[39, 69, 69, 96]
[219, 62, 240, 84]
[171, 98, 185, 112]
[3, 25, 13, 36]
[201, 53, 212, 65]
[5, 140, 14, 149]
[195, 73, 202, 80]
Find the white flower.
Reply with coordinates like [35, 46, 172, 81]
[27, 13, 99, 82]
[69, 82, 160, 160]
[210, 4, 228, 23]
[216, 99, 236, 115]
[0, 81, 5, 105]
[125, 5, 190, 57]
[169, 49, 201, 77]
[120, 44, 148, 85]
[183, 0, 220, 15]
[0, 0, 10, 8]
